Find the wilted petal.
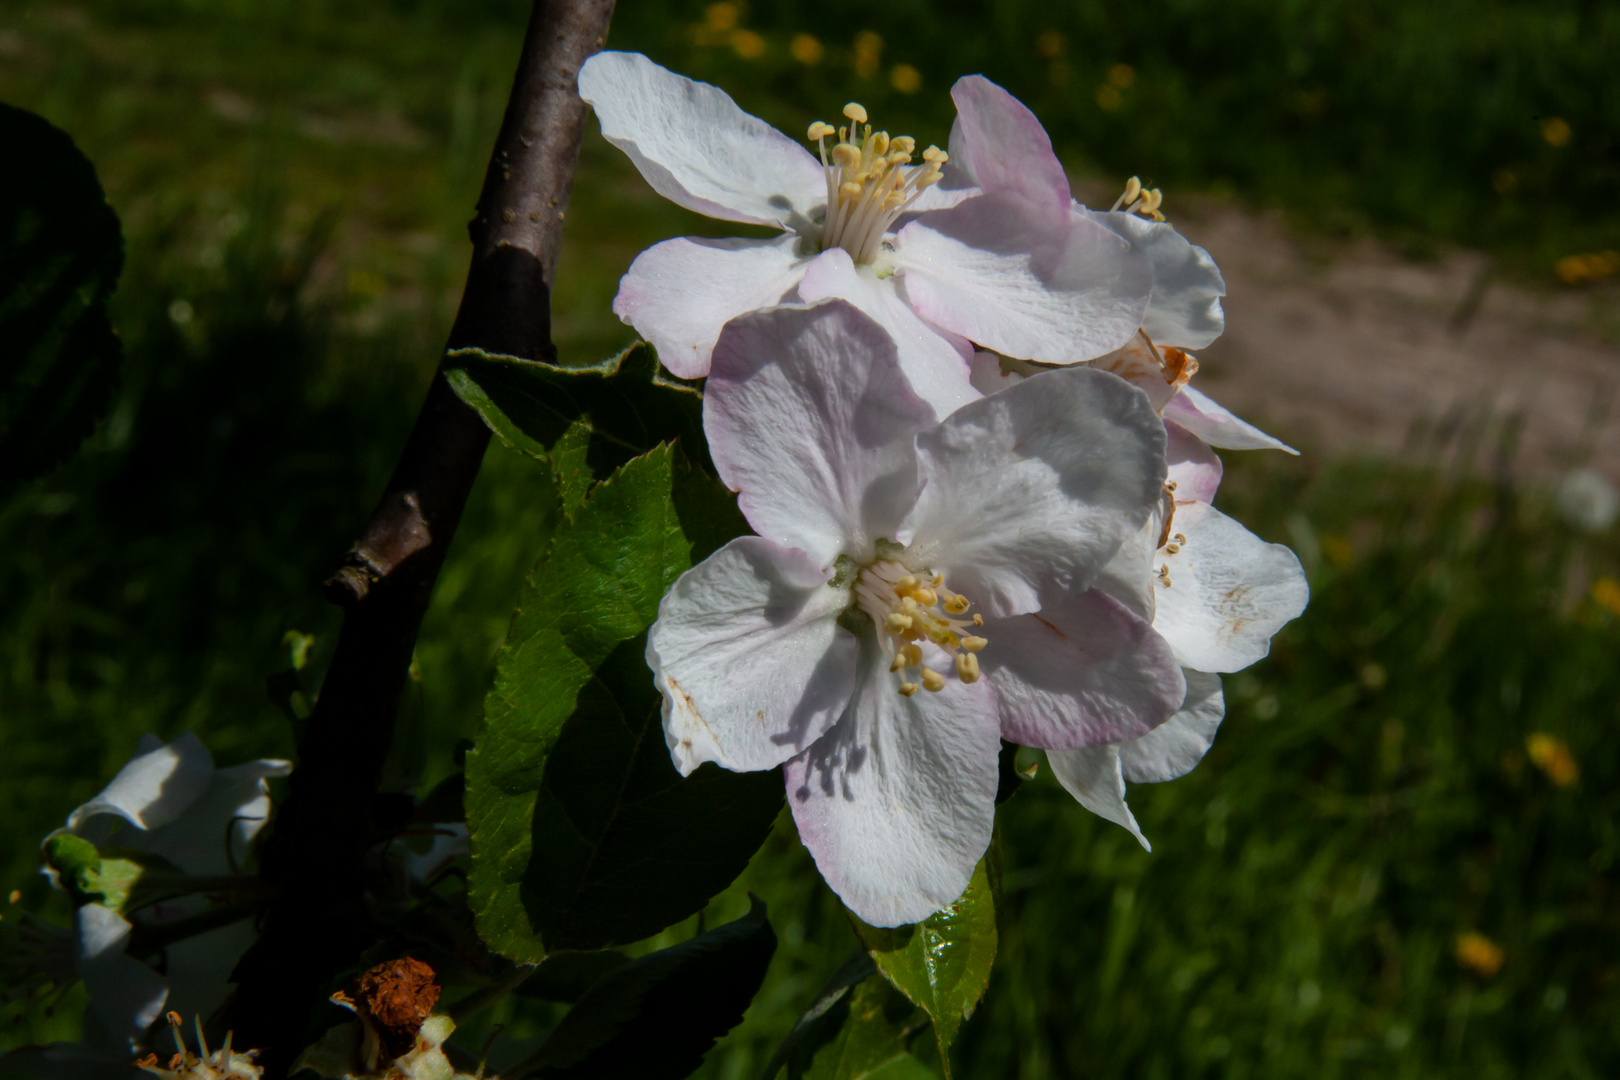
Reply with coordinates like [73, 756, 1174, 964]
[74, 904, 167, 1053]
[648, 537, 858, 774]
[1045, 744, 1149, 851]
[578, 51, 825, 228]
[946, 76, 1070, 225]
[1164, 386, 1297, 454]
[65, 732, 213, 837]
[613, 234, 807, 378]
[1119, 670, 1225, 783]
[982, 589, 1185, 749]
[797, 248, 979, 418]
[895, 195, 1152, 366]
[706, 300, 935, 566]
[1086, 209, 1227, 349]
[1166, 420, 1223, 504]
[1155, 502, 1309, 672]
[905, 366, 1167, 618]
[786, 634, 1000, 927]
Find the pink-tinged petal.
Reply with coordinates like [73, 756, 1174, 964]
[947, 76, 1070, 224]
[1119, 670, 1225, 784]
[786, 634, 1001, 927]
[1085, 209, 1227, 349]
[578, 51, 825, 228]
[74, 904, 168, 1052]
[895, 196, 1153, 366]
[1154, 502, 1309, 672]
[1166, 419, 1223, 503]
[797, 248, 980, 418]
[905, 366, 1167, 619]
[982, 589, 1185, 750]
[900, 163, 980, 214]
[1045, 744, 1150, 851]
[707, 300, 935, 565]
[1164, 385, 1298, 454]
[648, 537, 858, 775]
[65, 732, 213, 836]
[614, 234, 807, 379]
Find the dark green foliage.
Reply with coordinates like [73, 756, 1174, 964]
[520, 897, 776, 1080]
[0, 105, 123, 495]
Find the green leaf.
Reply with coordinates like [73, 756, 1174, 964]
[444, 342, 707, 512]
[467, 446, 772, 961]
[515, 950, 631, 1004]
[519, 898, 776, 1080]
[852, 857, 999, 1075]
[0, 104, 124, 493]
[763, 952, 938, 1080]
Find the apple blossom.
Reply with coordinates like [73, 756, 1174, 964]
[646, 299, 1184, 926]
[577, 51, 1152, 416]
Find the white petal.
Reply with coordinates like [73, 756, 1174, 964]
[895, 195, 1152, 365]
[65, 732, 213, 837]
[797, 248, 980, 418]
[162, 920, 259, 1033]
[613, 234, 807, 379]
[904, 366, 1167, 619]
[785, 633, 1001, 927]
[966, 350, 1025, 397]
[578, 51, 825, 228]
[1166, 419, 1223, 504]
[1045, 744, 1149, 851]
[706, 300, 935, 566]
[1094, 514, 1159, 622]
[142, 757, 291, 877]
[74, 904, 168, 1053]
[648, 537, 858, 775]
[1154, 502, 1310, 672]
[945, 76, 1071, 225]
[1119, 670, 1225, 783]
[1086, 209, 1227, 349]
[1164, 385, 1298, 454]
[982, 589, 1185, 750]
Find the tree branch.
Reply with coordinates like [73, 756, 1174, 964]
[226, 1, 615, 1071]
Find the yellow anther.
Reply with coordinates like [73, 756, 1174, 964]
[832, 143, 861, 169]
[956, 653, 980, 683]
[930, 573, 944, 587]
[900, 596, 920, 615]
[943, 593, 970, 615]
[807, 121, 835, 140]
[893, 574, 919, 592]
[843, 102, 868, 123]
[1166, 480, 1178, 491]
[973, 613, 984, 626]
[871, 131, 890, 155]
[911, 587, 938, 606]
[921, 145, 946, 163]
[890, 653, 908, 673]
[886, 612, 913, 633]
[887, 150, 913, 166]
[1165, 543, 1181, 554]
[960, 635, 987, 652]
[1121, 176, 1142, 205]
[898, 682, 919, 697]
[921, 669, 947, 692]
[839, 181, 863, 200]
[901, 643, 923, 667]
[892, 135, 916, 154]
[1175, 533, 1187, 545]
[1140, 188, 1163, 215]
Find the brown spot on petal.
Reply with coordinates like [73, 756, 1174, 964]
[356, 957, 440, 1060]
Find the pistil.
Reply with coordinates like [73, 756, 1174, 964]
[807, 103, 947, 265]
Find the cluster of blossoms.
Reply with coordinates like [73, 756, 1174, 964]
[581, 52, 1309, 926]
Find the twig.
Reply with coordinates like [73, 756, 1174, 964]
[225, 1, 614, 1072]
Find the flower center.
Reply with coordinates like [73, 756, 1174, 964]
[807, 103, 947, 266]
[855, 559, 986, 696]
[1111, 175, 1166, 221]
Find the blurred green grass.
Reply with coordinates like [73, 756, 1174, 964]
[1, 0, 1617, 1074]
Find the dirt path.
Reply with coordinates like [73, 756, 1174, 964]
[1160, 199, 1620, 482]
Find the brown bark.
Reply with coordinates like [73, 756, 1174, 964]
[225, 1, 614, 1071]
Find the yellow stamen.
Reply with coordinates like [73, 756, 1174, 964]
[956, 653, 980, 683]
[898, 682, 919, 697]
[921, 669, 946, 692]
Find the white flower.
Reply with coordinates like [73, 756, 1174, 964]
[1557, 467, 1619, 533]
[646, 299, 1183, 926]
[1048, 420, 1309, 846]
[578, 52, 1152, 416]
[46, 733, 289, 1055]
